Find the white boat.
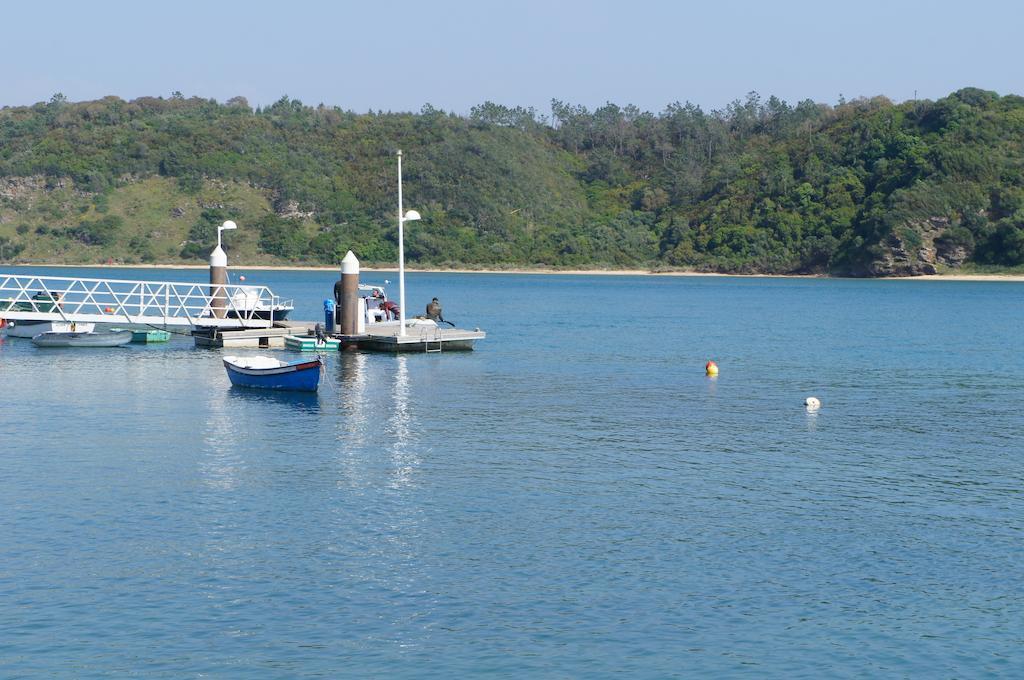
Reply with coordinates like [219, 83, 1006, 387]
[358, 284, 439, 330]
[360, 284, 397, 324]
[31, 329, 133, 348]
[4, 320, 96, 338]
[326, 282, 442, 338]
[226, 286, 294, 321]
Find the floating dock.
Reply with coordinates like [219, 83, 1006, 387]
[2, 270, 486, 352]
[3, 207, 486, 354]
[192, 324, 308, 348]
[339, 325, 485, 352]
[194, 321, 484, 352]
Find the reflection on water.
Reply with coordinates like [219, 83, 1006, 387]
[332, 351, 370, 489]
[336, 351, 369, 448]
[328, 351, 421, 489]
[202, 364, 322, 490]
[387, 355, 419, 488]
[226, 385, 321, 411]
[201, 366, 246, 491]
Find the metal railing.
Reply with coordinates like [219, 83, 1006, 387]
[0, 273, 292, 328]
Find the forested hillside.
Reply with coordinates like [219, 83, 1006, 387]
[1, 88, 1022, 274]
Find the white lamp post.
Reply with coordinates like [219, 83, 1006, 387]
[217, 220, 237, 251]
[396, 150, 420, 336]
[210, 220, 237, 269]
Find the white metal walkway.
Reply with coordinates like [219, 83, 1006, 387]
[0, 273, 290, 328]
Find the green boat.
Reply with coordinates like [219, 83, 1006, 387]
[284, 334, 340, 352]
[131, 329, 171, 343]
[110, 328, 172, 343]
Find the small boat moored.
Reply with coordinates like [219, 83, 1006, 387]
[31, 330, 133, 348]
[5, 320, 97, 338]
[111, 328, 172, 343]
[223, 355, 322, 391]
[132, 329, 171, 343]
[284, 334, 340, 352]
[225, 286, 294, 321]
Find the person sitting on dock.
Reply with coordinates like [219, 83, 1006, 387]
[379, 299, 399, 321]
[426, 297, 455, 327]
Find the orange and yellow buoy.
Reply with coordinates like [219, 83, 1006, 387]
[705, 360, 719, 377]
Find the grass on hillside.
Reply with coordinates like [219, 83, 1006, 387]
[0, 177, 295, 265]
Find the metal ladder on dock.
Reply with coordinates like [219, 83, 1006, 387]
[422, 326, 443, 353]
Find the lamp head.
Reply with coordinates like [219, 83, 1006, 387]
[403, 210, 421, 222]
[221, 220, 237, 231]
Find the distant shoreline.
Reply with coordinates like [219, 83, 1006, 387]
[5, 263, 1023, 281]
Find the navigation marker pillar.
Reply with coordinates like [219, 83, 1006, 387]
[340, 250, 361, 335]
[210, 220, 236, 318]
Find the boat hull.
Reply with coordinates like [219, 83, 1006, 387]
[223, 357, 322, 391]
[110, 328, 173, 343]
[31, 330, 133, 348]
[284, 335, 340, 352]
[226, 307, 292, 321]
[131, 329, 171, 343]
[5, 320, 96, 338]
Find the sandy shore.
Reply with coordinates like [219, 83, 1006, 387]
[6, 262, 1024, 281]
[876, 274, 1024, 282]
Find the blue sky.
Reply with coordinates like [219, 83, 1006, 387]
[3, 0, 1020, 115]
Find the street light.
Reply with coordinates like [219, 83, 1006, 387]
[396, 150, 421, 336]
[217, 220, 237, 250]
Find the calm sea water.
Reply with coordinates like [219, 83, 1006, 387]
[1, 267, 1021, 678]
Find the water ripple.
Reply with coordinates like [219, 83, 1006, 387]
[0, 272, 1021, 677]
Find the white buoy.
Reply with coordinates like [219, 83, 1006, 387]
[805, 397, 821, 411]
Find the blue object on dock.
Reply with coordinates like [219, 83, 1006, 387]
[223, 355, 323, 392]
[324, 298, 336, 333]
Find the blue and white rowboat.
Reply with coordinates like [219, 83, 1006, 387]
[223, 355, 322, 392]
